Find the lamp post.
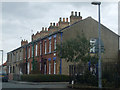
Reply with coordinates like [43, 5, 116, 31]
[91, 1, 102, 88]
[0, 50, 3, 73]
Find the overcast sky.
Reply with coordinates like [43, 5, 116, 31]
[1, 2, 118, 64]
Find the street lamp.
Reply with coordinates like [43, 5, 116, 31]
[91, 1, 102, 88]
[0, 50, 3, 73]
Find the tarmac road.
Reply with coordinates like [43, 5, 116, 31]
[1, 80, 69, 89]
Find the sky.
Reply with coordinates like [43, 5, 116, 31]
[1, 1, 118, 64]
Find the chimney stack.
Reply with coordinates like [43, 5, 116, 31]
[21, 39, 28, 46]
[70, 11, 82, 25]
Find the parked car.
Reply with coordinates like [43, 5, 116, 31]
[0, 71, 8, 82]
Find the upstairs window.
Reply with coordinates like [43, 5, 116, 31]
[32, 46, 33, 57]
[54, 38, 56, 50]
[54, 61, 56, 74]
[40, 42, 42, 55]
[49, 62, 51, 74]
[49, 40, 52, 53]
[35, 44, 37, 56]
[28, 47, 30, 58]
[16, 52, 18, 61]
[45, 41, 47, 54]
[90, 38, 96, 53]
[20, 50, 22, 60]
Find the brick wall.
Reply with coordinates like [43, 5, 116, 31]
[22, 33, 60, 75]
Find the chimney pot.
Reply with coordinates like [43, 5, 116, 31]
[63, 18, 65, 22]
[59, 17, 62, 21]
[79, 12, 80, 16]
[71, 11, 74, 16]
[50, 23, 52, 26]
[42, 27, 44, 31]
[45, 27, 47, 31]
[66, 18, 68, 22]
[75, 11, 77, 16]
[56, 23, 58, 26]
[53, 23, 55, 26]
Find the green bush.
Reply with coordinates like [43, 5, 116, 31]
[75, 70, 98, 86]
[102, 68, 120, 88]
[30, 70, 42, 74]
[21, 74, 70, 82]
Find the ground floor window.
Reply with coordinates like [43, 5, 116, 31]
[27, 62, 30, 74]
[9, 66, 10, 73]
[44, 64, 46, 74]
[31, 63, 32, 71]
[90, 65, 97, 75]
[13, 66, 15, 73]
[19, 68, 22, 75]
[54, 61, 56, 74]
[10, 66, 12, 73]
[49, 62, 51, 74]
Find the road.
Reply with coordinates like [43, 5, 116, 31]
[1, 81, 69, 89]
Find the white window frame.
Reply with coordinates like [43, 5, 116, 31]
[32, 46, 33, 57]
[49, 62, 51, 74]
[35, 44, 37, 56]
[49, 40, 52, 53]
[90, 38, 96, 53]
[44, 64, 46, 74]
[45, 41, 47, 54]
[54, 61, 56, 74]
[27, 62, 30, 74]
[28, 47, 30, 58]
[31, 63, 33, 71]
[20, 68, 23, 75]
[9, 66, 10, 73]
[54, 38, 56, 50]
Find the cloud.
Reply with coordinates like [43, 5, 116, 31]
[2, 2, 118, 63]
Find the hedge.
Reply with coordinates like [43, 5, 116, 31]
[21, 74, 71, 82]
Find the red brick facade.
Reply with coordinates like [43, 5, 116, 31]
[22, 34, 60, 75]
[7, 11, 83, 77]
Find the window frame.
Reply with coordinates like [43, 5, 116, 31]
[45, 41, 47, 54]
[35, 44, 37, 56]
[49, 39, 52, 53]
[54, 38, 57, 50]
[49, 61, 51, 74]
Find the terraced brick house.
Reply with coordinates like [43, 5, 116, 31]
[7, 11, 120, 80]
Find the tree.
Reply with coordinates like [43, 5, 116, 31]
[56, 34, 98, 83]
[57, 34, 97, 64]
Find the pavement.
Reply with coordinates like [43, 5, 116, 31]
[8, 80, 69, 85]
